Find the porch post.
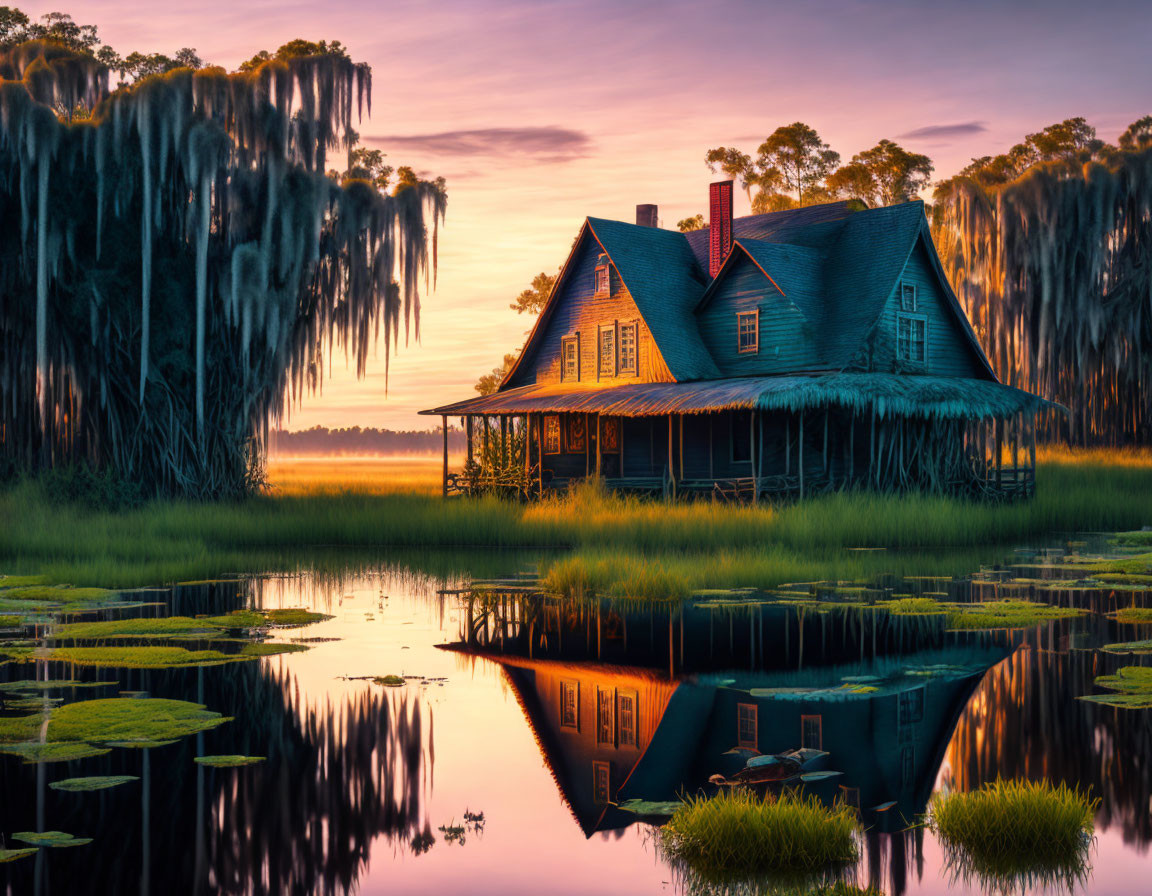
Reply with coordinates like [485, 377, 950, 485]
[538, 414, 544, 498]
[679, 414, 685, 482]
[585, 412, 590, 477]
[751, 410, 759, 502]
[799, 412, 805, 499]
[441, 415, 448, 498]
[466, 416, 474, 468]
[668, 414, 676, 498]
[595, 414, 602, 478]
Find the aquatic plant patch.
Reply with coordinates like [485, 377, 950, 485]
[1113, 606, 1152, 623]
[194, 755, 265, 767]
[1081, 665, 1152, 707]
[49, 776, 139, 792]
[0, 742, 112, 763]
[0, 848, 38, 863]
[660, 789, 859, 874]
[1102, 639, 1152, 654]
[12, 831, 92, 848]
[373, 675, 405, 687]
[946, 599, 1083, 630]
[928, 779, 1097, 879]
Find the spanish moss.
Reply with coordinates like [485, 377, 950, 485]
[0, 40, 446, 497]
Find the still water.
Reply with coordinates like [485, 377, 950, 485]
[1, 558, 1150, 896]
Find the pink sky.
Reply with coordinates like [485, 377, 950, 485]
[44, 0, 1152, 430]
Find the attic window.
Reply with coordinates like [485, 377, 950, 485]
[737, 310, 759, 354]
[900, 282, 917, 312]
[896, 314, 927, 366]
[594, 256, 610, 295]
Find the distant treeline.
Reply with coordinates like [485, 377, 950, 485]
[269, 426, 464, 456]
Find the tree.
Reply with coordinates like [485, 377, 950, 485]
[955, 117, 1106, 188]
[756, 122, 840, 206]
[1119, 116, 1152, 151]
[239, 39, 348, 72]
[510, 271, 555, 315]
[828, 139, 933, 207]
[704, 146, 755, 202]
[475, 353, 519, 396]
[677, 214, 705, 232]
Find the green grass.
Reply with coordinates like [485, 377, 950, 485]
[928, 779, 1097, 878]
[0, 458, 1149, 593]
[660, 789, 859, 875]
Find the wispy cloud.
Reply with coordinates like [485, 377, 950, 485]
[899, 121, 988, 140]
[366, 127, 593, 162]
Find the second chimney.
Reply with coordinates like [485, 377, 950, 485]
[636, 204, 658, 228]
[708, 180, 733, 278]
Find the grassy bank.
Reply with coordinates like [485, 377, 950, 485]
[1, 451, 1150, 591]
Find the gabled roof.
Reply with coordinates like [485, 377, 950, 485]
[586, 217, 719, 380]
[699, 239, 827, 322]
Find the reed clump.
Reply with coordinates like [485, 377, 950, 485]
[928, 779, 1097, 877]
[660, 789, 859, 875]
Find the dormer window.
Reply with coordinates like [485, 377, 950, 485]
[900, 282, 917, 312]
[594, 255, 610, 295]
[737, 310, 759, 354]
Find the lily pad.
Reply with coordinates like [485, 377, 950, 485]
[50, 775, 139, 792]
[0, 848, 38, 863]
[373, 675, 405, 687]
[799, 771, 844, 782]
[194, 755, 265, 767]
[13, 831, 92, 848]
[746, 755, 781, 769]
[617, 798, 683, 817]
[0, 742, 112, 763]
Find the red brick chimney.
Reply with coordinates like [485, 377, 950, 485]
[636, 204, 658, 227]
[709, 180, 734, 278]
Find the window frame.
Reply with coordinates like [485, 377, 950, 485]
[737, 703, 758, 750]
[617, 689, 639, 748]
[594, 255, 610, 296]
[618, 321, 639, 376]
[900, 281, 917, 312]
[543, 415, 562, 455]
[593, 760, 611, 804]
[561, 334, 580, 382]
[800, 714, 823, 750]
[596, 686, 615, 746]
[560, 680, 580, 730]
[895, 312, 928, 367]
[736, 309, 759, 354]
[598, 323, 617, 380]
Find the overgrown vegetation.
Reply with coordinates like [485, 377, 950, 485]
[659, 790, 859, 875]
[928, 779, 1097, 886]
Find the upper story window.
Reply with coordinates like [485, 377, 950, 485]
[617, 690, 638, 748]
[594, 255, 610, 295]
[560, 680, 579, 729]
[619, 322, 638, 374]
[737, 703, 758, 750]
[561, 335, 579, 381]
[900, 282, 917, 311]
[737, 310, 759, 354]
[596, 687, 615, 745]
[598, 325, 616, 378]
[896, 314, 927, 366]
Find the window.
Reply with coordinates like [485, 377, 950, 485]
[801, 714, 823, 750]
[597, 687, 615, 745]
[737, 703, 758, 750]
[896, 314, 927, 365]
[737, 310, 759, 354]
[900, 282, 917, 311]
[898, 688, 924, 725]
[595, 256, 610, 295]
[561, 335, 579, 381]
[566, 414, 587, 453]
[731, 411, 752, 463]
[543, 415, 561, 454]
[600, 417, 620, 453]
[619, 323, 638, 374]
[598, 325, 616, 378]
[560, 680, 579, 729]
[617, 691, 638, 747]
[593, 761, 611, 804]
[840, 786, 860, 810]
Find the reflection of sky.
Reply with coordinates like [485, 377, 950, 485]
[243, 569, 1152, 895]
[53, 1, 1152, 429]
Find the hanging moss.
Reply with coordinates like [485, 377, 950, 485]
[0, 40, 445, 497]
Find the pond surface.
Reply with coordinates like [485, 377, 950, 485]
[2, 551, 1151, 896]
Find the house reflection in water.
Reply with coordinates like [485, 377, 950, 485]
[443, 595, 1011, 894]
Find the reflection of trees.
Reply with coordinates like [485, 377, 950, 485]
[0, 632, 431, 895]
[944, 622, 1152, 851]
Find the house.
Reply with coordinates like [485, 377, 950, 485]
[421, 182, 1055, 499]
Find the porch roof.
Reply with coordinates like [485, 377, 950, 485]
[421, 373, 1061, 421]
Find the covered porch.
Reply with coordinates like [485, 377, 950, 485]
[422, 374, 1057, 502]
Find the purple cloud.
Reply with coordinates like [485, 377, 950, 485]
[365, 127, 592, 162]
[899, 121, 989, 140]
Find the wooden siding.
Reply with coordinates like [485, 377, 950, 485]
[866, 236, 985, 377]
[514, 232, 673, 387]
[697, 255, 820, 375]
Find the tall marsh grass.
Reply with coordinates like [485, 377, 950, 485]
[1, 455, 1150, 590]
[660, 789, 859, 875]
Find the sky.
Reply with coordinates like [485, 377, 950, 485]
[39, 0, 1152, 431]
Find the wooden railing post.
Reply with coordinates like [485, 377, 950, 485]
[441, 415, 448, 498]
